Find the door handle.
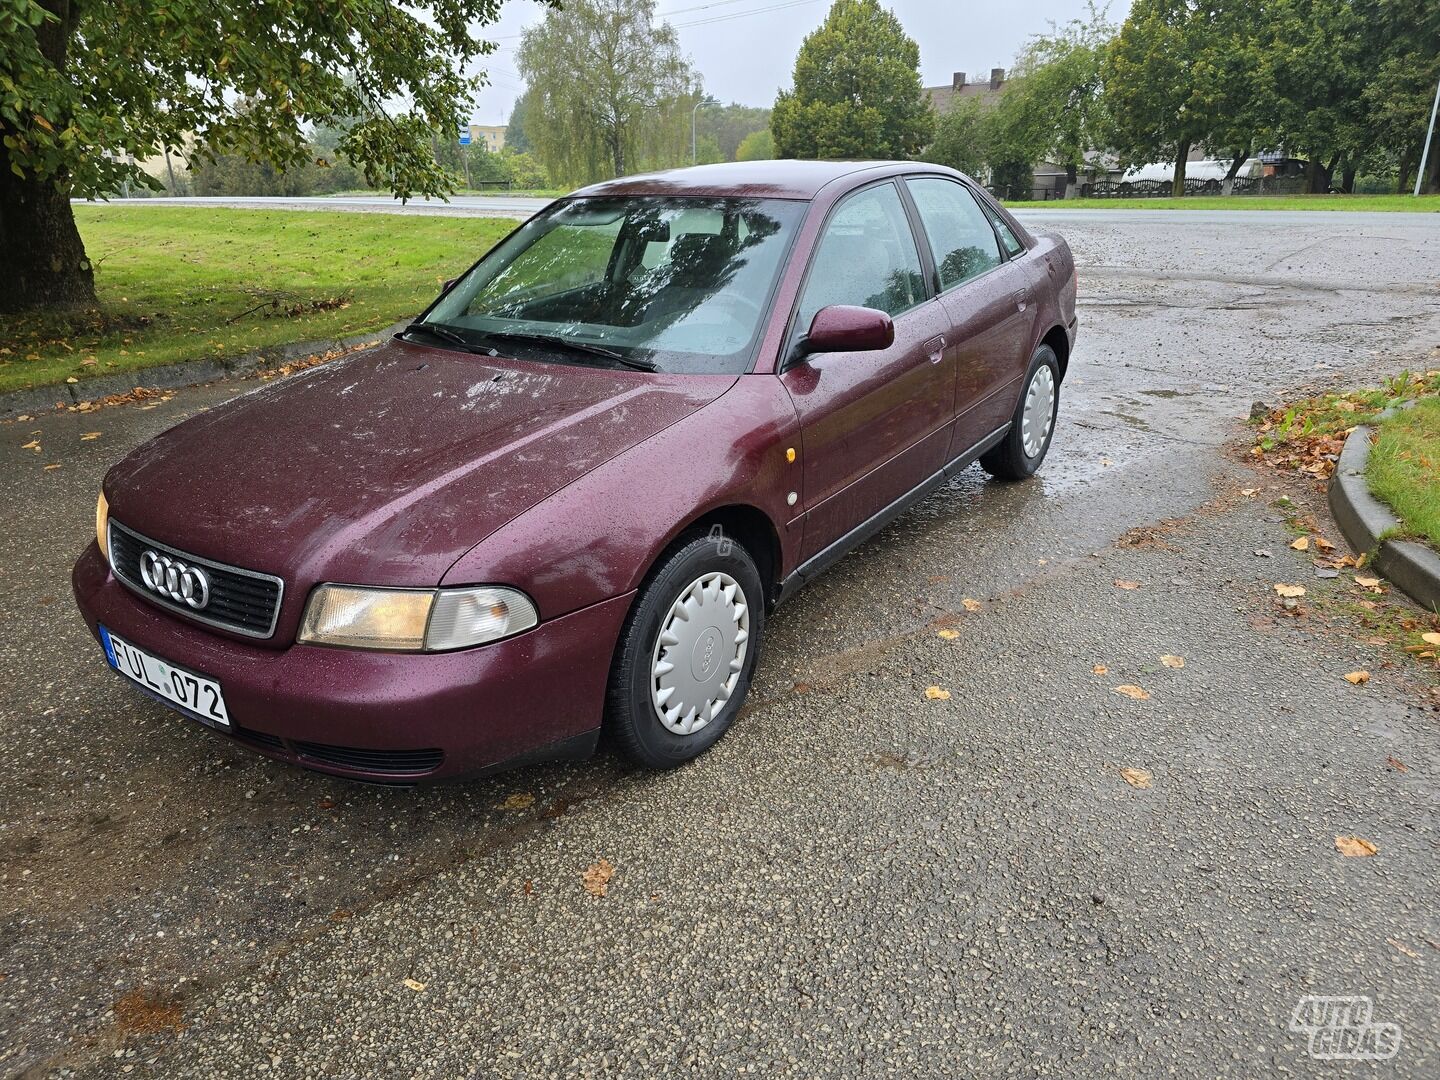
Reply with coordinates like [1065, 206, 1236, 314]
[1013, 289, 1029, 313]
[924, 335, 946, 364]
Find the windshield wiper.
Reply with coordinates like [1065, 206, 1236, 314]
[401, 322, 496, 355]
[486, 330, 659, 372]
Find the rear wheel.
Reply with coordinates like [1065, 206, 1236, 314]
[980, 344, 1060, 481]
[606, 534, 765, 769]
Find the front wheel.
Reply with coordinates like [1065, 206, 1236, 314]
[605, 534, 765, 769]
[980, 344, 1060, 481]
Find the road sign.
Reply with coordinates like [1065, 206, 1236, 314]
[459, 131, 471, 146]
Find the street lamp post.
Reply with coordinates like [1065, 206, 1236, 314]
[1415, 69, 1440, 197]
[692, 97, 719, 164]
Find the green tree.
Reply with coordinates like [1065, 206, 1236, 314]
[1103, 0, 1262, 195]
[517, 0, 699, 184]
[1360, 0, 1440, 192]
[927, 96, 990, 177]
[505, 90, 535, 153]
[1001, 4, 1113, 189]
[771, 0, 933, 160]
[735, 128, 775, 161]
[0, 0, 512, 312]
[695, 103, 771, 161]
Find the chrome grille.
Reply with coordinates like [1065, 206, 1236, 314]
[108, 520, 284, 638]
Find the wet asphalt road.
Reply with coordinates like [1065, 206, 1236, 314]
[2, 210, 1439, 1078]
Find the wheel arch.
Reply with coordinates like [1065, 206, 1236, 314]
[639, 503, 784, 610]
[1040, 324, 1070, 382]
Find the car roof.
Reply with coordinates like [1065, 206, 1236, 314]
[568, 160, 923, 201]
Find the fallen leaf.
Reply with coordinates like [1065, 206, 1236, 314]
[1387, 937, 1420, 959]
[1114, 579, 1141, 590]
[500, 792, 535, 810]
[961, 598, 982, 612]
[1159, 654, 1185, 668]
[581, 857, 616, 897]
[1422, 633, 1440, 647]
[80, 431, 101, 440]
[1290, 536, 1309, 551]
[924, 685, 952, 701]
[1092, 663, 1109, 675]
[1273, 584, 1306, 598]
[1113, 684, 1150, 700]
[1355, 576, 1382, 588]
[402, 978, 426, 992]
[1254, 548, 1273, 558]
[21, 439, 40, 451]
[1119, 767, 1153, 789]
[1386, 756, 1408, 773]
[1314, 536, 1335, 552]
[1344, 670, 1370, 685]
[317, 797, 336, 811]
[1334, 835, 1377, 857]
[1240, 487, 1259, 497]
[43, 463, 61, 471]
[936, 628, 960, 640]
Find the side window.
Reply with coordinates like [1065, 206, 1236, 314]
[905, 178, 1002, 291]
[796, 183, 926, 332]
[982, 202, 1026, 258]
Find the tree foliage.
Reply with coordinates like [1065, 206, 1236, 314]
[1000, 5, 1114, 183]
[771, 0, 932, 160]
[517, 0, 699, 184]
[926, 97, 990, 178]
[735, 128, 775, 161]
[0, 0, 516, 311]
[695, 103, 771, 161]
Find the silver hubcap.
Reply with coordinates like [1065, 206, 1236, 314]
[1020, 364, 1056, 458]
[650, 571, 750, 735]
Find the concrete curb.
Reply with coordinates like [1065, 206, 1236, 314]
[1327, 423, 1440, 612]
[0, 320, 408, 419]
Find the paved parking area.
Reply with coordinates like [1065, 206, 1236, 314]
[2, 210, 1438, 1077]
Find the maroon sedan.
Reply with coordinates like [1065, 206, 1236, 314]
[73, 160, 1076, 782]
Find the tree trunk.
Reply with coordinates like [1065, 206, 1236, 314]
[1172, 140, 1189, 197]
[0, 167, 97, 313]
[1340, 164, 1356, 194]
[1225, 148, 1249, 181]
[1397, 151, 1413, 194]
[1305, 156, 1331, 194]
[0, 0, 97, 313]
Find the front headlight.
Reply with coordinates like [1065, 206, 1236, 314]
[96, 490, 109, 561]
[298, 584, 538, 652]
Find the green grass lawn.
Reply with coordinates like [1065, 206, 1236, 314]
[1004, 193, 1440, 212]
[0, 205, 517, 395]
[1369, 397, 1440, 547]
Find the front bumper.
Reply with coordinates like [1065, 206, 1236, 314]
[72, 542, 633, 783]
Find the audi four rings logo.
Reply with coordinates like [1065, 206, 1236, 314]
[139, 550, 211, 610]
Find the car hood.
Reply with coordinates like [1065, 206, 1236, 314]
[105, 338, 736, 590]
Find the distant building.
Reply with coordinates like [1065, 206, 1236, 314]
[924, 68, 1008, 114]
[467, 124, 508, 152]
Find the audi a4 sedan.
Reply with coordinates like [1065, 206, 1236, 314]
[73, 160, 1076, 782]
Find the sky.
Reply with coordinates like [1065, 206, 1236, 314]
[469, 0, 1132, 124]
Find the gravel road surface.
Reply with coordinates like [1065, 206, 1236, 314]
[3, 210, 1438, 1078]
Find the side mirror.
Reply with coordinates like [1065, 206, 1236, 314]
[802, 305, 895, 355]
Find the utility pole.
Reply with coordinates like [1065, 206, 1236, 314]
[1415, 69, 1440, 197]
[691, 97, 719, 164]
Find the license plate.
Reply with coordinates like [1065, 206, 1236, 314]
[99, 625, 231, 727]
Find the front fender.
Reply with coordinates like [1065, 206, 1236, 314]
[443, 375, 803, 620]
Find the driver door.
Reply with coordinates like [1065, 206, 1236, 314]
[779, 182, 955, 562]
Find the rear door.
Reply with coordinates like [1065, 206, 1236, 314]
[904, 177, 1036, 454]
[779, 181, 954, 561]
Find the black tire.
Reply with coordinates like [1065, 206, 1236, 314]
[606, 533, 766, 769]
[980, 344, 1061, 482]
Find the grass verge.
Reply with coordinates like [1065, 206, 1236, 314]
[0, 205, 517, 395]
[1251, 368, 1440, 480]
[1004, 193, 1440, 212]
[1368, 397, 1440, 546]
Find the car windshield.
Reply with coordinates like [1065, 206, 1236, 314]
[419, 196, 806, 374]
